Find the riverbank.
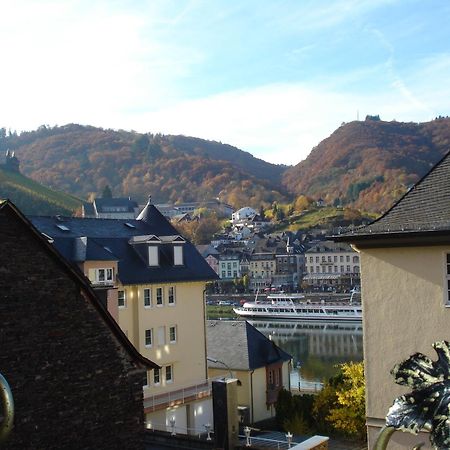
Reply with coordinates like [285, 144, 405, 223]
[206, 305, 237, 320]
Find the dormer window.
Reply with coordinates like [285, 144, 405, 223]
[129, 234, 185, 267]
[174, 245, 183, 266]
[148, 245, 159, 267]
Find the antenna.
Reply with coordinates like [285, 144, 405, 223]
[357, 109, 360, 121]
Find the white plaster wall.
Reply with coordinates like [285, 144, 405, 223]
[360, 245, 450, 449]
[190, 398, 213, 435]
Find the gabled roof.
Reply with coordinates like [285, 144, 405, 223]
[0, 200, 158, 369]
[30, 200, 218, 284]
[333, 150, 450, 245]
[206, 320, 291, 371]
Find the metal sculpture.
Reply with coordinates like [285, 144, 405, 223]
[0, 373, 14, 443]
[374, 341, 450, 449]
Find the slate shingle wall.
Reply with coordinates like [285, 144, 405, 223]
[0, 207, 146, 450]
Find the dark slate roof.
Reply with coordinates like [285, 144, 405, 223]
[94, 197, 138, 213]
[306, 240, 353, 253]
[82, 203, 95, 216]
[206, 320, 292, 371]
[1, 200, 157, 369]
[196, 244, 220, 258]
[30, 203, 218, 285]
[333, 150, 450, 242]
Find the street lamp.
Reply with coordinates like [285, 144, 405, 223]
[207, 356, 233, 379]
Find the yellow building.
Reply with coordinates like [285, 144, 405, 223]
[31, 200, 218, 435]
[206, 320, 292, 424]
[334, 152, 450, 449]
[249, 252, 276, 291]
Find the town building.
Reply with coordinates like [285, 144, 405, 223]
[196, 244, 220, 274]
[156, 200, 233, 219]
[232, 213, 270, 233]
[30, 199, 218, 434]
[231, 206, 257, 223]
[206, 320, 292, 424]
[0, 200, 157, 449]
[249, 252, 276, 291]
[82, 196, 140, 219]
[303, 240, 360, 291]
[218, 253, 241, 279]
[333, 151, 450, 448]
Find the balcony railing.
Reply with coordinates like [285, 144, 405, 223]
[91, 279, 115, 286]
[144, 378, 221, 412]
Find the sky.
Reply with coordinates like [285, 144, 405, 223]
[1, 0, 449, 165]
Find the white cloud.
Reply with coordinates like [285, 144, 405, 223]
[123, 72, 445, 166]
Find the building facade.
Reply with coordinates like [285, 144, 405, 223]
[334, 151, 450, 449]
[231, 206, 257, 223]
[218, 253, 241, 280]
[249, 253, 276, 291]
[82, 197, 140, 219]
[31, 200, 218, 434]
[304, 240, 360, 291]
[206, 320, 291, 424]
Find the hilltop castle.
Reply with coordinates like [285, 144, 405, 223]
[1, 150, 20, 173]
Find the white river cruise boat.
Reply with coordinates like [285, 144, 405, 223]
[233, 292, 362, 321]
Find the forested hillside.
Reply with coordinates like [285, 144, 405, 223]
[2, 118, 450, 215]
[283, 117, 450, 213]
[1, 124, 288, 208]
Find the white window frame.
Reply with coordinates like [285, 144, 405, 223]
[169, 325, 177, 343]
[168, 286, 175, 305]
[98, 268, 105, 282]
[148, 245, 159, 267]
[165, 365, 173, 384]
[118, 290, 126, 308]
[144, 288, 152, 308]
[145, 329, 153, 347]
[174, 245, 183, 266]
[144, 370, 151, 389]
[153, 368, 160, 385]
[95, 268, 114, 284]
[156, 287, 164, 306]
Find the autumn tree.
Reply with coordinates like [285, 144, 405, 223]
[326, 362, 365, 438]
[293, 195, 311, 212]
[343, 208, 362, 221]
[312, 362, 365, 438]
[172, 213, 222, 244]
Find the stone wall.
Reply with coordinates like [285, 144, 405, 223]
[0, 205, 147, 449]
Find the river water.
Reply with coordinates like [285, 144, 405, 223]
[245, 319, 363, 389]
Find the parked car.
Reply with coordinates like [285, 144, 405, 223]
[218, 300, 232, 306]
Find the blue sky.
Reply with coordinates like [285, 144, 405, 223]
[1, 0, 449, 164]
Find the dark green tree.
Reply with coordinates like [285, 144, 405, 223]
[102, 185, 113, 198]
[131, 134, 149, 155]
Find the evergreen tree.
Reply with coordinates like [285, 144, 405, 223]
[102, 185, 113, 198]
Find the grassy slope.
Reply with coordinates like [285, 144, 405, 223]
[0, 167, 83, 215]
[274, 207, 377, 232]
